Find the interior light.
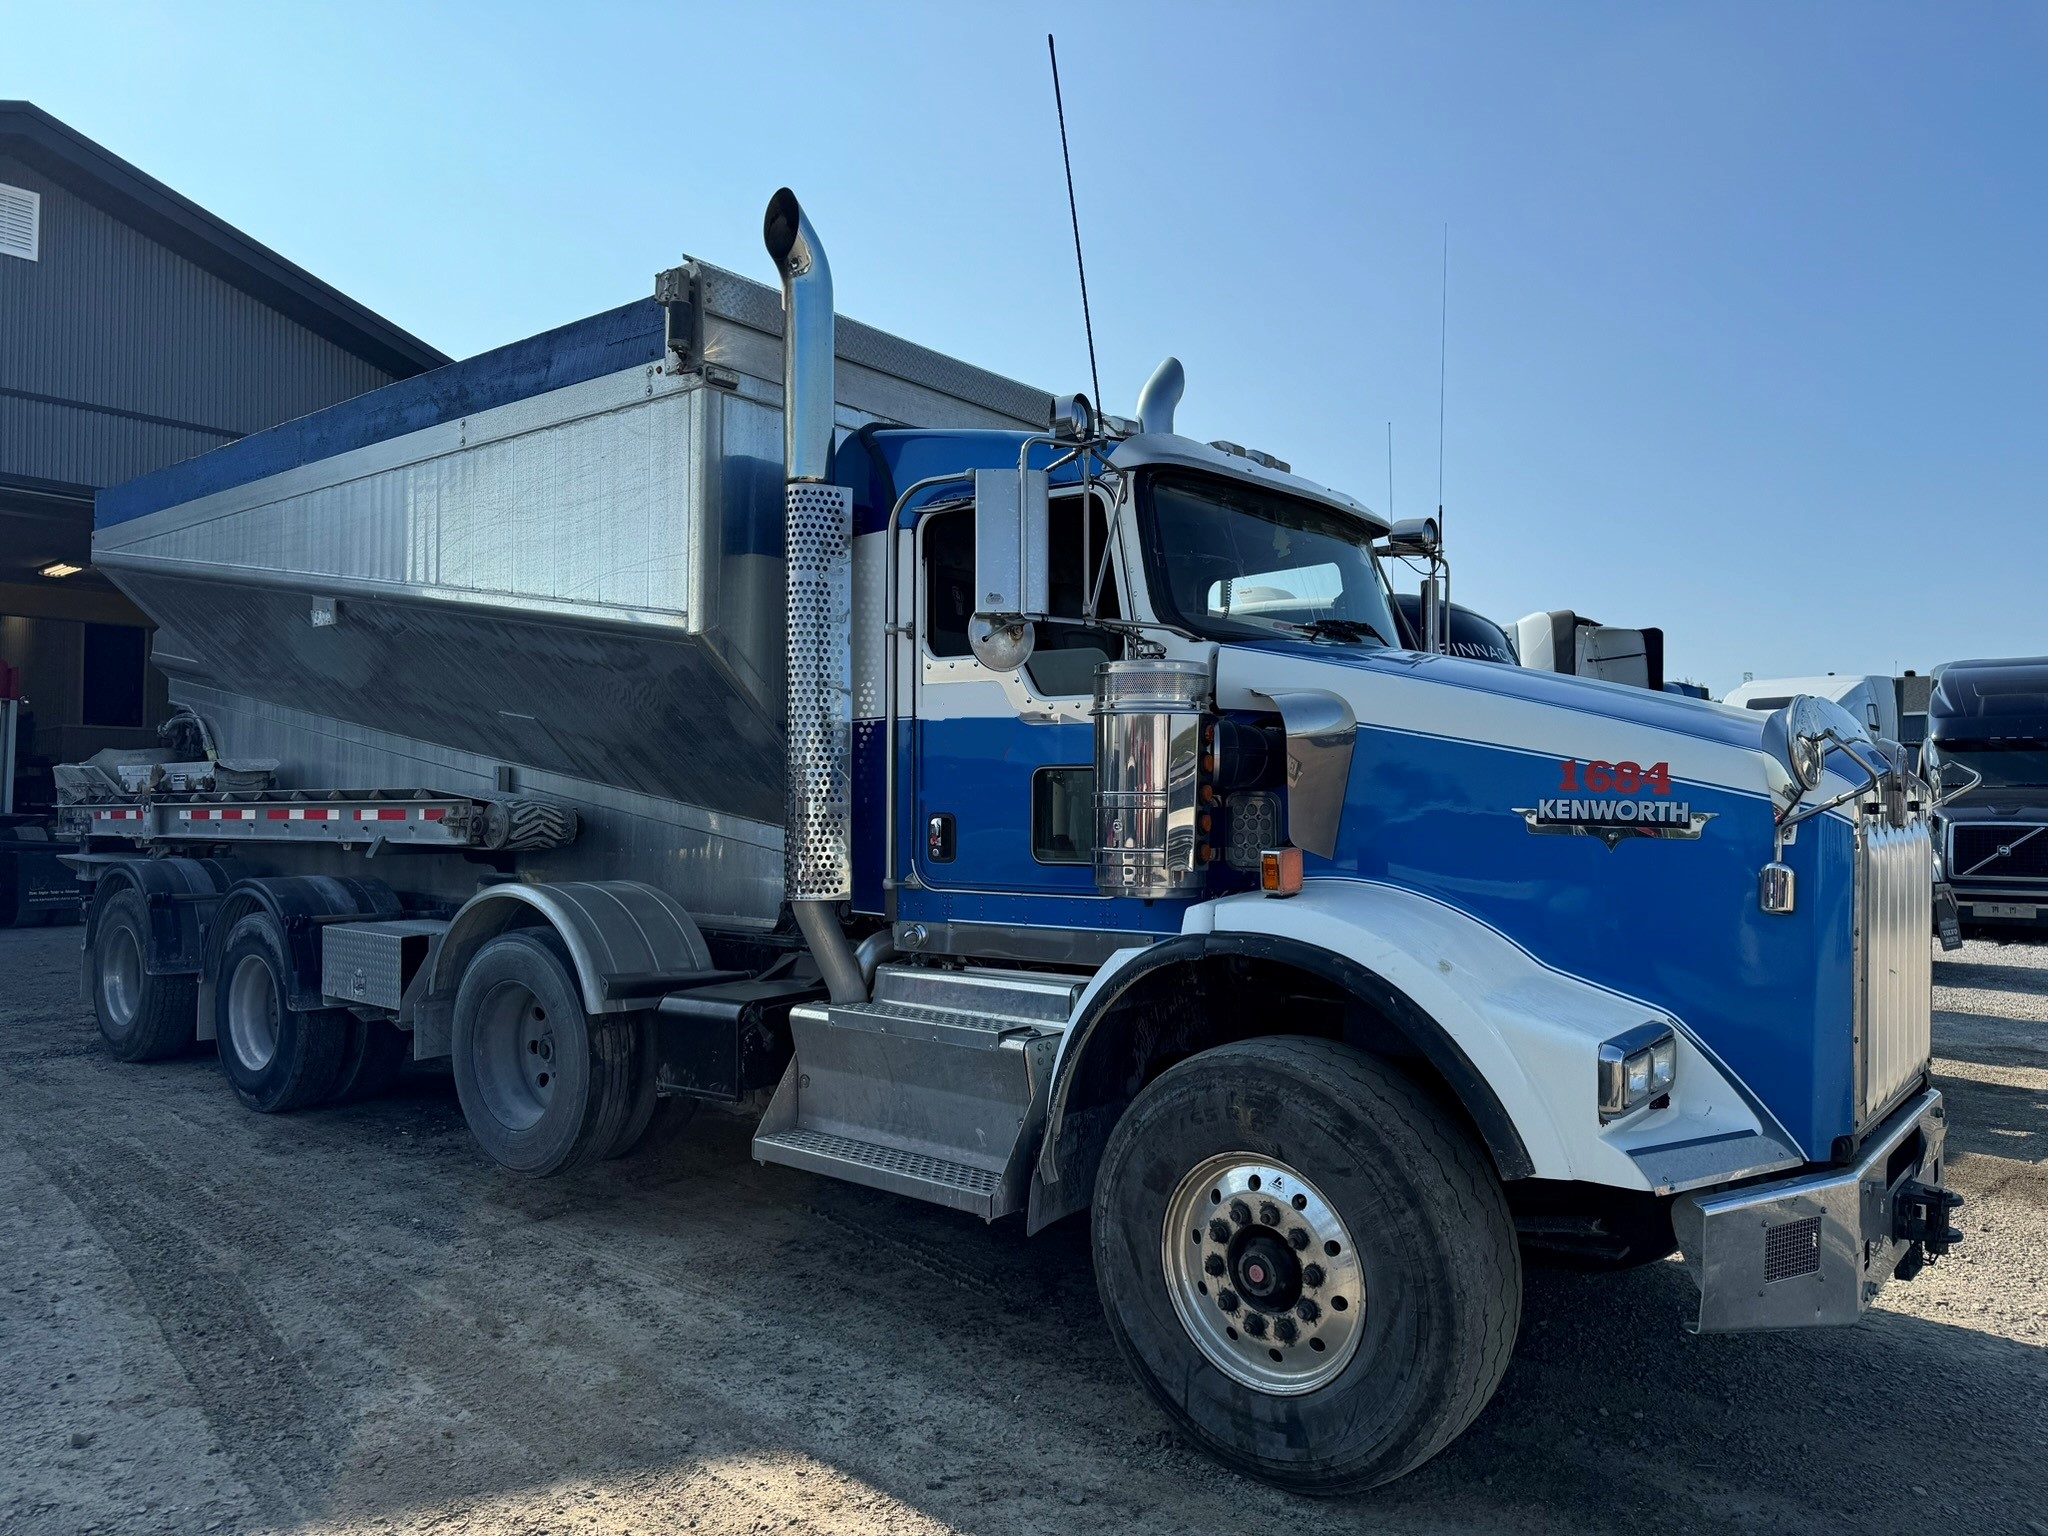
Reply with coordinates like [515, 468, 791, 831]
[39, 562, 83, 578]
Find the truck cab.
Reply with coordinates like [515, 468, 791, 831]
[1923, 655, 2048, 933]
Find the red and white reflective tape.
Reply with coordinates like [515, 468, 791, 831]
[100, 803, 454, 826]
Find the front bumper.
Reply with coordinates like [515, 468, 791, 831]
[1672, 1088, 1953, 1332]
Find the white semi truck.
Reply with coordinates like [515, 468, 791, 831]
[59, 191, 1962, 1494]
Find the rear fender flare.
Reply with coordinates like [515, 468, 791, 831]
[423, 880, 713, 1026]
[78, 857, 232, 1002]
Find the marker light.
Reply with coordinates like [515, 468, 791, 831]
[1259, 847, 1303, 897]
[1598, 1023, 1678, 1122]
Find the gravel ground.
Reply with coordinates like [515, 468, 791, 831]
[2, 922, 2043, 1536]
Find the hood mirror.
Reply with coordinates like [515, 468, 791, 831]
[1379, 517, 1442, 558]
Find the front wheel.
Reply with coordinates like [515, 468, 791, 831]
[1092, 1036, 1521, 1495]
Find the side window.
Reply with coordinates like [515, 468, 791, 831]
[1024, 495, 1121, 697]
[921, 495, 1120, 690]
[1032, 766, 1094, 862]
[923, 508, 975, 658]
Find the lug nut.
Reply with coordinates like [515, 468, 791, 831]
[1302, 1262, 1325, 1288]
[1204, 1253, 1226, 1278]
[1258, 1201, 1281, 1227]
[1208, 1218, 1231, 1244]
[1228, 1199, 1252, 1227]
[1287, 1227, 1309, 1251]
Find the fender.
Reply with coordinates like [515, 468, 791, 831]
[1028, 879, 1780, 1232]
[419, 880, 716, 1049]
[76, 856, 233, 1003]
[197, 874, 400, 1035]
[1027, 919, 1539, 1235]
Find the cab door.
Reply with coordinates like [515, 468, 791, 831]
[905, 493, 1122, 903]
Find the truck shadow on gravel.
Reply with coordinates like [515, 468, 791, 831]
[6, 919, 2043, 1536]
[118, 1077, 2047, 1536]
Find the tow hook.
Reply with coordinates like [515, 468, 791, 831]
[1891, 1180, 1964, 1282]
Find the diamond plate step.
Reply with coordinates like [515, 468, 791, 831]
[753, 1129, 1004, 1217]
[753, 965, 1079, 1221]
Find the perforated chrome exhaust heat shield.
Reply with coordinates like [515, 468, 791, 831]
[764, 188, 864, 1004]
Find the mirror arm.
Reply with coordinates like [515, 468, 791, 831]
[1776, 731, 1886, 842]
[1929, 756, 1981, 811]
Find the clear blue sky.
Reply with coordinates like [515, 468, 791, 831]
[8, 2, 2043, 695]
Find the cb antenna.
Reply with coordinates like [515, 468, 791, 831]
[1048, 35, 1102, 413]
[1436, 225, 1449, 541]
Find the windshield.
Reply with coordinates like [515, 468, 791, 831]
[1928, 741, 2048, 791]
[1138, 471, 1398, 646]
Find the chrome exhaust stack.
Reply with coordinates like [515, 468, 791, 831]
[764, 188, 865, 1004]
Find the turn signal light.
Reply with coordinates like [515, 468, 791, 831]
[1260, 847, 1303, 897]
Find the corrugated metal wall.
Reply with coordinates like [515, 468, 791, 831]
[0, 153, 396, 490]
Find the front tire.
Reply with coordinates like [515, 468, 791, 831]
[92, 888, 197, 1062]
[1092, 1036, 1521, 1495]
[450, 929, 633, 1177]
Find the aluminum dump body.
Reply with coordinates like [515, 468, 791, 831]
[91, 261, 1049, 929]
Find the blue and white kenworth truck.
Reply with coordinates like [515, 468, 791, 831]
[61, 191, 1963, 1493]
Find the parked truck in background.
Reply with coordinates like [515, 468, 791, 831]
[1726, 673, 1900, 744]
[57, 190, 1963, 1494]
[1922, 656, 2048, 935]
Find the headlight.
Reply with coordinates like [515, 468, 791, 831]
[1599, 1023, 1677, 1122]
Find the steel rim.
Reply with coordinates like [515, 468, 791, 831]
[470, 979, 558, 1133]
[99, 923, 143, 1029]
[225, 953, 280, 1071]
[1162, 1153, 1367, 1395]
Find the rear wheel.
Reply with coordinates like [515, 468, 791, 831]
[92, 888, 198, 1062]
[214, 913, 348, 1112]
[1092, 1036, 1521, 1495]
[451, 929, 633, 1176]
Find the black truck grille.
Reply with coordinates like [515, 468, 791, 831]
[1952, 824, 2048, 882]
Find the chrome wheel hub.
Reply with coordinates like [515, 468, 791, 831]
[226, 953, 280, 1071]
[99, 925, 142, 1029]
[1162, 1154, 1366, 1394]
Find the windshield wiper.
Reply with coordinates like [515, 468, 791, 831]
[1292, 617, 1388, 646]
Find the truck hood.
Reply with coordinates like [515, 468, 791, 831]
[1213, 641, 1800, 804]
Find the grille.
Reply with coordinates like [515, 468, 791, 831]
[1764, 1216, 1822, 1283]
[1858, 819, 1933, 1125]
[1950, 823, 2048, 882]
[783, 482, 854, 901]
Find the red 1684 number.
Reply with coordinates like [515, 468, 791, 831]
[1558, 759, 1672, 795]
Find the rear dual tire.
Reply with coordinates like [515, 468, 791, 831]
[92, 889, 198, 1062]
[1093, 1036, 1521, 1495]
[450, 930, 636, 1177]
[215, 913, 349, 1113]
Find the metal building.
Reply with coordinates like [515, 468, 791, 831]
[0, 101, 446, 807]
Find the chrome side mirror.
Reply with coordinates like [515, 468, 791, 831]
[970, 467, 1048, 672]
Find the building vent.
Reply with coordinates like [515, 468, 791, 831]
[0, 183, 41, 261]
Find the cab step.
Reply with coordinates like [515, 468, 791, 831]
[751, 963, 1085, 1220]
